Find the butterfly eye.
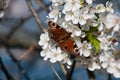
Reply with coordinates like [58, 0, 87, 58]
[48, 21, 57, 27]
[51, 22, 57, 27]
[74, 48, 79, 55]
[51, 22, 55, 26]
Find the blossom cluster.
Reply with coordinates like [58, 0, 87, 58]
[39, 0, 120, 78]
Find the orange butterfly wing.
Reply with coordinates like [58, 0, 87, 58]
[48, 21, 79, 56]
[59, 38, 74, 52]
[48, 21, 67, 42]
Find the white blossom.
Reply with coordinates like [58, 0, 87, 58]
[99, 51, 120, 78]
[107, 66, 117, 74]
[113, 71, 120, 78]
[72, 10, 87, 25]
[62, 53, 72, 68]
[38, 32, 50, 49]
[96, 1, 114, 13]
[96, 4, 106, 13]
[50, 0, 64, 4]
[99, 51, 115, 67]
[63, 10, 76, 22]
[79, 41, 92, 57]
[85, 0, 93, 4]
[73, 5, 96, 25]
[105, 13, 120, 31]
[71, 28, 81, 37]
[48, 8, 61, 22]
[98, 35, 111, 51]
[117, 61, 120, 69]
[106, 1, 114, 13]
[98, 22, 104, 31]
[88, 62, 101, 71]
[61, 21, 81, 37]
[40, 49, 52, 61]
[49, 47, 64, 63]
[63, 0, 81, 12]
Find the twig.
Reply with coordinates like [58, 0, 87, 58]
[49, 62, 62, 80]
[26, 0, 47, 33]
[0, 57, 13, 80]
[35, 0, 49, 12]
[87, 69, 95, 80]
[108, 74, 112, 80]
[6, 19, 24, 40]
[6, 47, 30, 80]
[0, 36, 31, 48]
[18, 46, 35, 60]
[6, 7, 43, 40]
[58, 62, 67, 76]
[67, 60, 76, 80]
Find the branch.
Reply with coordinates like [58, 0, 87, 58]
[67, 60, 76, 80]
[35, 0, 49, 13]
[18, 45, 35, 60]
[87, 69, 95, 80]
[0, 58, 13, 80]
[58, 62, 67, 76]
[108, 74, 112, 80]
[26, 0, 47, 33]
[6, 19, 25, 40]
[6, 47, 30, 80]
[49, 62, 62, 80]
[6, 8, 42, 40]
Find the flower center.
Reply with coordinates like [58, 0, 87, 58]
[53, 53, 58, 57]
[71, 0, 75, 5]
[68, 11, 73, 15]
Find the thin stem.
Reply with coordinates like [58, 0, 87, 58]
[58, 62, 67, 76]
[0, 58, 13, 80]
[6, 19, 24, 40]
[49, 63, 62, 80]
[18, 46, 35, 60]
[108, 74, 112, 80]
[6, 47, 30, 80]
[35, 0, 49, 13]
[26, 0, 47, 33]
[6, 8, 42, 40]
[87, 69, 95, 80]
[67, 60, 76, 80]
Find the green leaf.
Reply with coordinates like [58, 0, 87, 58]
[92, 38, 100, 53]
[87, 33, 100, 54]
[83, 25, 100, 54]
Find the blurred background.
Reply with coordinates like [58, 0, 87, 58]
[0, 0, 120, 80]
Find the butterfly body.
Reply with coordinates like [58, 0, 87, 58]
[48, 21, 79, 56]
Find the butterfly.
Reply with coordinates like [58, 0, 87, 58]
[48, 21, 79, 56]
